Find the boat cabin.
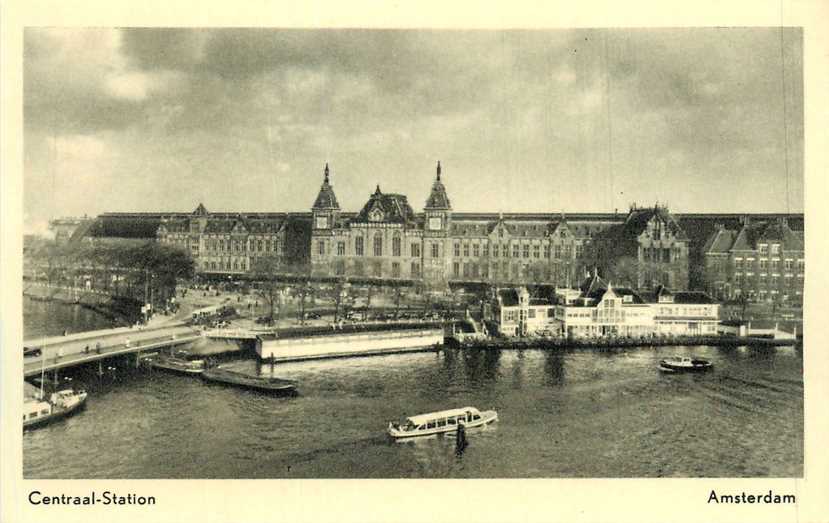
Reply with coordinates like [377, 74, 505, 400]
[23, 400, 51, 422]
[395, 407, 482, 433]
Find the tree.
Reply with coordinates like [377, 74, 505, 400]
[250, 257, 282, 324]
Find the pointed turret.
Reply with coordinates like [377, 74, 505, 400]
[312, 163, 340, 210]
[424, 161, 451, 210]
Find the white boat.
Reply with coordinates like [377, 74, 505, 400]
[387, 406, 498, 439]
[23, 389, 88, 430]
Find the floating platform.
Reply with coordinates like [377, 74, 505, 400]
[256, 323, 444, 362]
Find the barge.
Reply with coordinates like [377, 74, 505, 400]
[201, 366, 297, 394]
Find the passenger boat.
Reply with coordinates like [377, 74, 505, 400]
[387, 406, 498, 439]
[23, 389, 88, 430]
[150, 351, 206, 375]
[659, 356, 713, 373]
[201, 366, 297, 394]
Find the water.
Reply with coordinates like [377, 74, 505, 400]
[23, 344, 803, 478]
[24, 296, 116, 339]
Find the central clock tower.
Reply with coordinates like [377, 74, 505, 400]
[423, 161, 452, 286]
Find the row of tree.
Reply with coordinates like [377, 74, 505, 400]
[25, 239, 195, 309]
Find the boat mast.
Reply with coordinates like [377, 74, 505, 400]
[39, 352, 46, 400]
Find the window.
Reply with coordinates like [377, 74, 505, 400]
[318, 241, 325, 256]
[392, 262, 400, 278]
[735, 258, 743, 269]
[771, 260, 779, 272]
[759, 244, 769, 255]
[502, 244, 509, 258]
[453, 262, 460, 277]
[771, 244, 780, 255]
[373, 262, 382, 277]
[392, 235, 401, 257]
[411, 261, 420, 277]
[554, 245, 562, 259]
[533, 245, 540, 259]
[431, 243, 439, 258]
[335, 260, 345, 276]
[481, 264, 489, 278]
[355, 236, 364, 256]
[493, 244, 499, 258]
[463, 243, 470, 257]
[463, 263, 470, 277]
[528, 309, 536, 318]
[374, 234, 383, 256]
[543, 245, 550, 258]
[759, 259, 767, 270]
[337, 241, 346, 256]
[411, 243, 421, 257]
[473, 244, 480, 257]
[258, 240, 263, 252]
[513, 244, 519, 258]
[797, 259, 804, 271]
[454, 243, 460, 257]
[483, 244, 489, 256]
[219, 240, 225, 251]
[523, 245, 530, 258]
[784, 259, 793, 270]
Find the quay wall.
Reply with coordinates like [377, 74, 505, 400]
[257, 328, 444, 361]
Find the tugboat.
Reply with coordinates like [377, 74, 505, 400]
[659, 356, 713, 373]
[201, 365, 297, 394]
[23, 388, 88, 430]
[387, 406, 498, 439]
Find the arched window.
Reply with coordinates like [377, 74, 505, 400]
[355, 235, 364, 256]
[392, 234, 401, 257]
[374, 234, 383, 257]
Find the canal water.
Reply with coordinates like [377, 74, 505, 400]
[23, 340, 803, 478]
[24, 296, 116, 339]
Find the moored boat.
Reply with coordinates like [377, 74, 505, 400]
[149, 351, 206, 375]
[659, 356, 713, 373]
[23, 389, 88, 430]
[201, 366, 297, 394]
[387, 406, 498, 439]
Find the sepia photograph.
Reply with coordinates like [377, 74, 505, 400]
[19, 26, 806, 480]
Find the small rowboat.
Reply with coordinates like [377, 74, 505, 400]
[659, 356, 713, 373]
[388, 406, 498, 439]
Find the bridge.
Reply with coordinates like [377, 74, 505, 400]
[23, 323, 202, 378]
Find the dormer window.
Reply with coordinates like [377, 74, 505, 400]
[759, 243, 769, 255]
[369, 209, 383, 222]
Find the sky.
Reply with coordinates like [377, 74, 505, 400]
[23, 28, 803, 234]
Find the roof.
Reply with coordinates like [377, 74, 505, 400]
[312, 164, 340, 210]
[731, 219, 803, 252]
[579, 272, 608, 296]
[702, 227, 737, 254]
[672, 291, 718, 304]
[354, 187, 416, 224]
[424, 162, 451, 210]
[407, 407, 479, 425]
[498, 288, 519, 307]
[621, 206, 689, 241]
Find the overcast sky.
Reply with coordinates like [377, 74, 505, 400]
[24, 28, 803, 234]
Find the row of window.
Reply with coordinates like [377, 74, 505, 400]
[331, 260, 421, 278]
[452, 242, 583, 260]
[321, 238, 435, 258]
[735, 258, 803, 271]
[204, 259, 247, 271]
[204, 238, 282, 253]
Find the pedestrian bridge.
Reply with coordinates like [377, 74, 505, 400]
[23, 324, 201, 378]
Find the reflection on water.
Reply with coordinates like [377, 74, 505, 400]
[23, 344, 803, 478]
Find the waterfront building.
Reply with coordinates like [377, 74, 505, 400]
[155, 204, 300, 275]
[492, 272, 719, 338]
[65, 162, 803, 296]
[702, 217, 804, 304]
[492, 286, 559, 336]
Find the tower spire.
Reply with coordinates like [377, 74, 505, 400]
[436, 160, 441, 181]
[324, 162, 330, 184]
